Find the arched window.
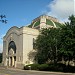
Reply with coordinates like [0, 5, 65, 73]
[8, 41, 16, 53]
[33, 38, 36, 49]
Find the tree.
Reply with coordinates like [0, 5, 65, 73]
[59, 15, 75, 64]
[34, 15, 75, 65]
[35, 28, 61, 64]
[0, 53, 2, 63]
[0, 15, 7, 24]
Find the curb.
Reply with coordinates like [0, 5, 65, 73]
[7, 68, 74, 74]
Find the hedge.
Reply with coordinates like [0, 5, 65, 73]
[24, 63, 75, 72]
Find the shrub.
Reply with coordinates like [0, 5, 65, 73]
[24, 64, 39, 70]
[24, 63, 75, 73]
[24, 65, 29, 70]
[38, 64, 49, 71]
[30, 64, 39, 70]
[54, 63, 66, 71]
[48, 63, 66, 72]
[63, 65, 75, 73]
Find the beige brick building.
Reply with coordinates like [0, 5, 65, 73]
[3, 15, 62, 68]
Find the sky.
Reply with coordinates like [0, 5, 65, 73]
[0, 0, 75, 52]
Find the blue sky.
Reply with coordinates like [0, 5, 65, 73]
[0, 0, 74, 52]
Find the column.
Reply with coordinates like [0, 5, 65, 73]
[8, 57, 10, 66]
[14, 61, 16, 68]
[12, 56, 14, 67]
[5, 58, 7, 66]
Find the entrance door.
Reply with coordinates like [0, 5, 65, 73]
[10, 57, 12, 66]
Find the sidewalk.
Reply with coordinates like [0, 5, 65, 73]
[7, 67, 74, 75]
[0, 66, 6, 69]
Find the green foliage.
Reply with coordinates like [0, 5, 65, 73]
[38, 64, 49, 71]
[69, 15, 75, 26]
[48, 63, 65, 72]
[54, 22, 63, 28]
[24, 64, 39, 70]
[59, 15, 75, 62]
[63, 65, 75, 73]
[35, 28, 61, 64]
[24, 63, 75, 72]
[34, 15, 75, 65]
[0, 15, 7, 24]
[0, 53, 2, 63]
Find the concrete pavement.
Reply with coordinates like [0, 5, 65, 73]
[0, 67, 75, 75]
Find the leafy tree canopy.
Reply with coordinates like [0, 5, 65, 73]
[34, 15, 75, 65]
[0, 15, 7, 24]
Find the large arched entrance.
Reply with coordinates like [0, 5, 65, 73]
[8, 41, 16, 67]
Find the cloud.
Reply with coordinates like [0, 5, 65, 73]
[0, 34, 5, 53]
[46, 0, 74, 22]
[0, 44, 3, 53]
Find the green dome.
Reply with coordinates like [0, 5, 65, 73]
[33, 20, 40, 27]
[28, 15, 64, 28]
[28, 20, 40, 28]
[46, 19, 63, 28]
[46, 19, 54, 26]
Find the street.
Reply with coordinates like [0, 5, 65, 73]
[0, 68, 75, 75]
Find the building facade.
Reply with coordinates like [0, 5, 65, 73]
[3, 15, 62, 68]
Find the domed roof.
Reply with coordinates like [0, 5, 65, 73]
[46, 19, 63, 28]
[28, 15, 63, 28]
